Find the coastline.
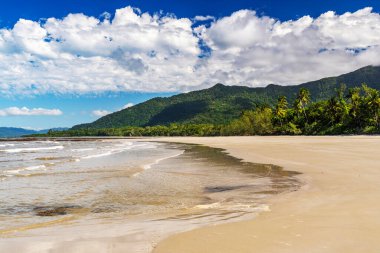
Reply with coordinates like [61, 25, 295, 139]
[149, 136, 380, 253]
[1, 139, 299, 253]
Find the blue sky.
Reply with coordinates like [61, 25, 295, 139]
[1, 0, 380, 129]
[0, 0, 379, 25]
[0, 92, 175, 129]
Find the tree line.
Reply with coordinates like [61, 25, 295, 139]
[38, 84, 380, 137]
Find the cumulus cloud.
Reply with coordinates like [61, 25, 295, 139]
[92, 110, 111, 117]
[193, 15, 215, 22]
[93, 103, 134, 117]
[0, 6, 199, 95]
[0, 107, 62, 116]
[198, 7, 380, 86]
[122, 103, 134, 109]
[0, 6, 379, 95]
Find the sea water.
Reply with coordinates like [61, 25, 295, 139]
[0, 139, 300, 252]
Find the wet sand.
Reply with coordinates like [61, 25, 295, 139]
[153, 136, 380, 253]
[0, 141, 299, 253]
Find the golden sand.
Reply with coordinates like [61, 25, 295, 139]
[152, 136, 380, 253]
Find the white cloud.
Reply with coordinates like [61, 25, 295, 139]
[0, 7, 379, 95]
[92, 110, 111, 117]
[122, 103, 134, 109]
[93, 103, 134, 117]
[0, 107, 62, 116]
[21, 126, 43, 131]
[0, 6, 200, 95]
[193, 15, 215, 22]
[197, 7, 380, 86]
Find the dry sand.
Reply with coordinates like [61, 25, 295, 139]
[152, 136, 380, 253]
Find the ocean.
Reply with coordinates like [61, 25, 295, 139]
[0, 139, 299, 252]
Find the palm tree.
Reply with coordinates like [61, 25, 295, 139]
[362, 84, 380, 128]
[347, 87, 362, 129]
[294, 88, 310, 123]
[326, 97, 347, 126]
[275, 95, 288, 128]
[326, 84, 348, 126]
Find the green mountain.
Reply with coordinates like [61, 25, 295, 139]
[73, 65, 380, 129]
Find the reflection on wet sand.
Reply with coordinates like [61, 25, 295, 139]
[0, 140, 301, 252]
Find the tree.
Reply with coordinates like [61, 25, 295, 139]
[325, 84, 348, 126]
[347, 86, 362, 129]
[245, 108, 274, 135]
[274, 96, 288, 128]
[293, 88, 311, 124]
[362, 84, 380, 129]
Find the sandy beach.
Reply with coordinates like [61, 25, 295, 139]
[2, 136, 380, 253]
[152, 136, 380, 253]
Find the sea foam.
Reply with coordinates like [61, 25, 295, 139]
[0, 146, 64, 153]
[142, 151, 184, 170]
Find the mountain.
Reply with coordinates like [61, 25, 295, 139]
[0, 127, 69, 138]
[73, 65, 380, 129]
[0, 127, 37, 138]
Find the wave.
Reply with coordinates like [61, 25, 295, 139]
[81, 142, 152, 160]
[195, 202, 270, 214]
[0, 146, 64, 153]
[82, 151, 114, 159]
[71, 148, 94, 152]
[24, 164, 48, 171]
[142, 151, 184, 170]
[3, 169, 23, 175]
[82, 146, 133, 159]
[2, 164, 47, 177]
[113, 142, 133, 147]
[26, 165, 46, 170]
[0, 143, 15, 147]
[36, 141, 60, 144]
[195, 202, 222, 209]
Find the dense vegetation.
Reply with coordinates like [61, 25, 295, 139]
[37, 84, 380, 137]
[73, 66, 380, 129]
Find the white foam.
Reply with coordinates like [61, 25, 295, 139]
[82, 151, 114, 159]
[82, 147, 129, 159]
[25, 165, 46, 171]
[195, 202, 221, 209]
[143, 151, 184, 170]
[0, 143, 15, 147]
[37, 141, 60, 144]
[114, 142, 133, 147]
[71, 148, 94, 152]
[1, 146, 64, 153]
[195, 203, 271, 213]
[81, 142, 150, 160]
[223, 203, 270, 212]
[4, 169, 22, 175]
[3, 164, 47, 176]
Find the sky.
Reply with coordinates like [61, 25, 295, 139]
[1, 0, 380, 129]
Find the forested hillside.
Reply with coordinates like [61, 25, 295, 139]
[73, 65, 380, 129]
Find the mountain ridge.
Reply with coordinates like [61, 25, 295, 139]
[73, 65, 380, 129]
[0, 127, 69, 138]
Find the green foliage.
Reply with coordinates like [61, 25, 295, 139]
[34, 83, 380, 138]
[36, 65, 380, 138]
[72, 66, 380, 130]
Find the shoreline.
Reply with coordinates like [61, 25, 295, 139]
[1, 139, 298, 253]
[148, 136, 380, 253]
[2, 136, 380, 252]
